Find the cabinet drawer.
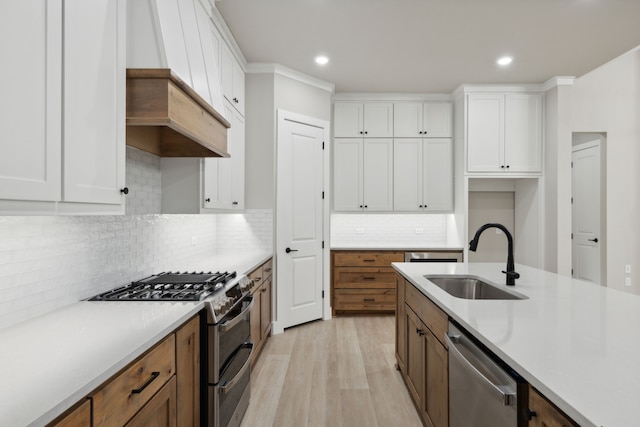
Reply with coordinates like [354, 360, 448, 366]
[334, 289, 395, 311]
[92, 334, 176, 427]
[333, 251, 404, 267]
[405, 282, 448, 346]
[334, 268, 397, 289]
[248, 265, 264, 291]
[262, 258, 273, 279]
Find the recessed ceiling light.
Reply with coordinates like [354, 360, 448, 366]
[497, 56, 513, 66]
[314, 55, 329, 65]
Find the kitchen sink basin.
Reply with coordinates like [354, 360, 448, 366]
[424, 275, 528, 300]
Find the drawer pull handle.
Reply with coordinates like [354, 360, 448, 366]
[362, 276, 376, 280]
[131, 371, 160, 394]
[254, 277, 262, 282]
[261, 287, 267, 293]
[364, 298, 375, 302]
[363, 259, 375, 262]
[264, 268, 272, 273]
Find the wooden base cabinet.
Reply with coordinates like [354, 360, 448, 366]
[249, 258, 273, 365]
[48, 314, 200, 427]
[528, 386, 579, 427]
[397, 274, 448, 427]
[331, 251, 404, 314]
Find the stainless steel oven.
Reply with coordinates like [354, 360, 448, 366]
[205, 279, 254, 427]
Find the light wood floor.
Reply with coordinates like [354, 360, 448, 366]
[240, 316, 422, 427]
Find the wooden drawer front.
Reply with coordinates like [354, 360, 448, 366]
[333, 251, 404, 267]
[334, 289, 395, 311]
[405, 282, 448, 346]
[249, 265, 264, 291]
[262, 258, 273, 279]
[334, 268, 397, 289]
[93, 334, 176, 427]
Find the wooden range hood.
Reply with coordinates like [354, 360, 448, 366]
[126, 69, 230, 157]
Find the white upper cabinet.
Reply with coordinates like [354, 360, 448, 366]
[221, 42, 245, 116]
[466, 92, 542, 174]
[394, 139, 452, 212]
[333, 138, 393, 211]
[63, 0, 126, 205]
[334, 102, 394, 137]
[0, 0, 62, 202]
[394, 102, 452, 138]
[204, 100, 245, 210]
[0, 0, 125, 213]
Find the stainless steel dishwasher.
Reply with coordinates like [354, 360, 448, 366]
[446, 322, 527, 427]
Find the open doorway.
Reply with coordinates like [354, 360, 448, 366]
[571, 133, 606, 285]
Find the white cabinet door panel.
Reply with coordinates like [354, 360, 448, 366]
[195, 1, 224, 113]
[334, 103, 364, 137]
[467, 94, 504, 172]
[393, 103, 423, 137]
[0, 0, 61, 201]
[424, 103, 452, 138]
[393, 139, 422, 211]
[333, 139, 363, 211]
[363, 139, 394, 211]
[63, 0, 125, 204]
[363, 103, 393, 137]
[424, 139, 452, 211]
[504, 94, 542, 172]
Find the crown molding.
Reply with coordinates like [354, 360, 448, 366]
[246, 63, 335, 93]
[542, 76, 576, 91]
[331, 92, 452, 102]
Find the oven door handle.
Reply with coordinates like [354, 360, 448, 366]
[219, 342, 254, 394]
[219, 296, 254, 332]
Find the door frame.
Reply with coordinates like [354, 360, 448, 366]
[571, 134, 606, 285]
[272, 109, 331, 335]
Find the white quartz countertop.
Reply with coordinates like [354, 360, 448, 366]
[0, 251, 271, 427]
[330, 243, 464, 251]
[393, 262, 640, 427]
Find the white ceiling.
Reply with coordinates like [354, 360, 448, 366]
[216, 0, 640, 93]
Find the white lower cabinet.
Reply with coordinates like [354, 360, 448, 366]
[0, 0, 125, 213]
[162, 100, 245, 213]
[394, 139, 452, 212]
[333, 138, 393, 211]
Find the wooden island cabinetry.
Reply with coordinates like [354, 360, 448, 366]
[396, 274, 449, 427]
[331, 251, 404, 314]
[528, 386, 579, 427]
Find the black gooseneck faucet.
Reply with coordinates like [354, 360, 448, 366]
[469, 223, 520, 286]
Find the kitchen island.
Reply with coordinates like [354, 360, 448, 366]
[393, 262, 640, 427]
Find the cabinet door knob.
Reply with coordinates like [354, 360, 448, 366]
[205, 198, 211, 203]
[501, 165, 505, 169]
[232, 201, 239, 205]
[364, 131, 368, 135]
[120, 187, 129, 195]
[359, 205, 363, 208]
[364, 205, 368, 208]
[419, 205, 423, 208]
[359, 131, 364, 135]
[506, 165, 510, 168]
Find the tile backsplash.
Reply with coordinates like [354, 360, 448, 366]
[0, 148, 273, 330]
[331, 213, 452, 247]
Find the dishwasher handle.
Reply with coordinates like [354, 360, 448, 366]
[446, 333, 516, 406]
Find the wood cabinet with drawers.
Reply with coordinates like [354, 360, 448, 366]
[249, 257, 273, 365]
[48, 314, 200, 427]
[331, 250, 404, 314]
[528, 386, 579, 427]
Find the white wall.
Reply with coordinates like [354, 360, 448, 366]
[467, 192, 515, 262]
[569, 46, 640, 293]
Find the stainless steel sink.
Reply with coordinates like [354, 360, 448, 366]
[424, 275, 528, 300]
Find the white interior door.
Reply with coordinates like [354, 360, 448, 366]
[276, 113, 326, 330]
[572, 141, 602, 284]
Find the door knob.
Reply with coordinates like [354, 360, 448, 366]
[588, 238, 599, 243]
[285, 247, 298, 253]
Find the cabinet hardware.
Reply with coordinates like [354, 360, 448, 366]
[359, 131, 364, 135]
[363, 298, 375, 302]
[261, 287, 267, 293]
[120, 187, 129, 195]
[364, 131, 368, 135]
[232, 201, 238, 205]
[363, 259, 375, 262]
[526, 409, 538, 420]
[362, 276, 376, 280]
[131, 371, 160, 394]
[205, 198, 211, 203]
[254, 277, 261, 282]
[416, 328, 425, 336]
